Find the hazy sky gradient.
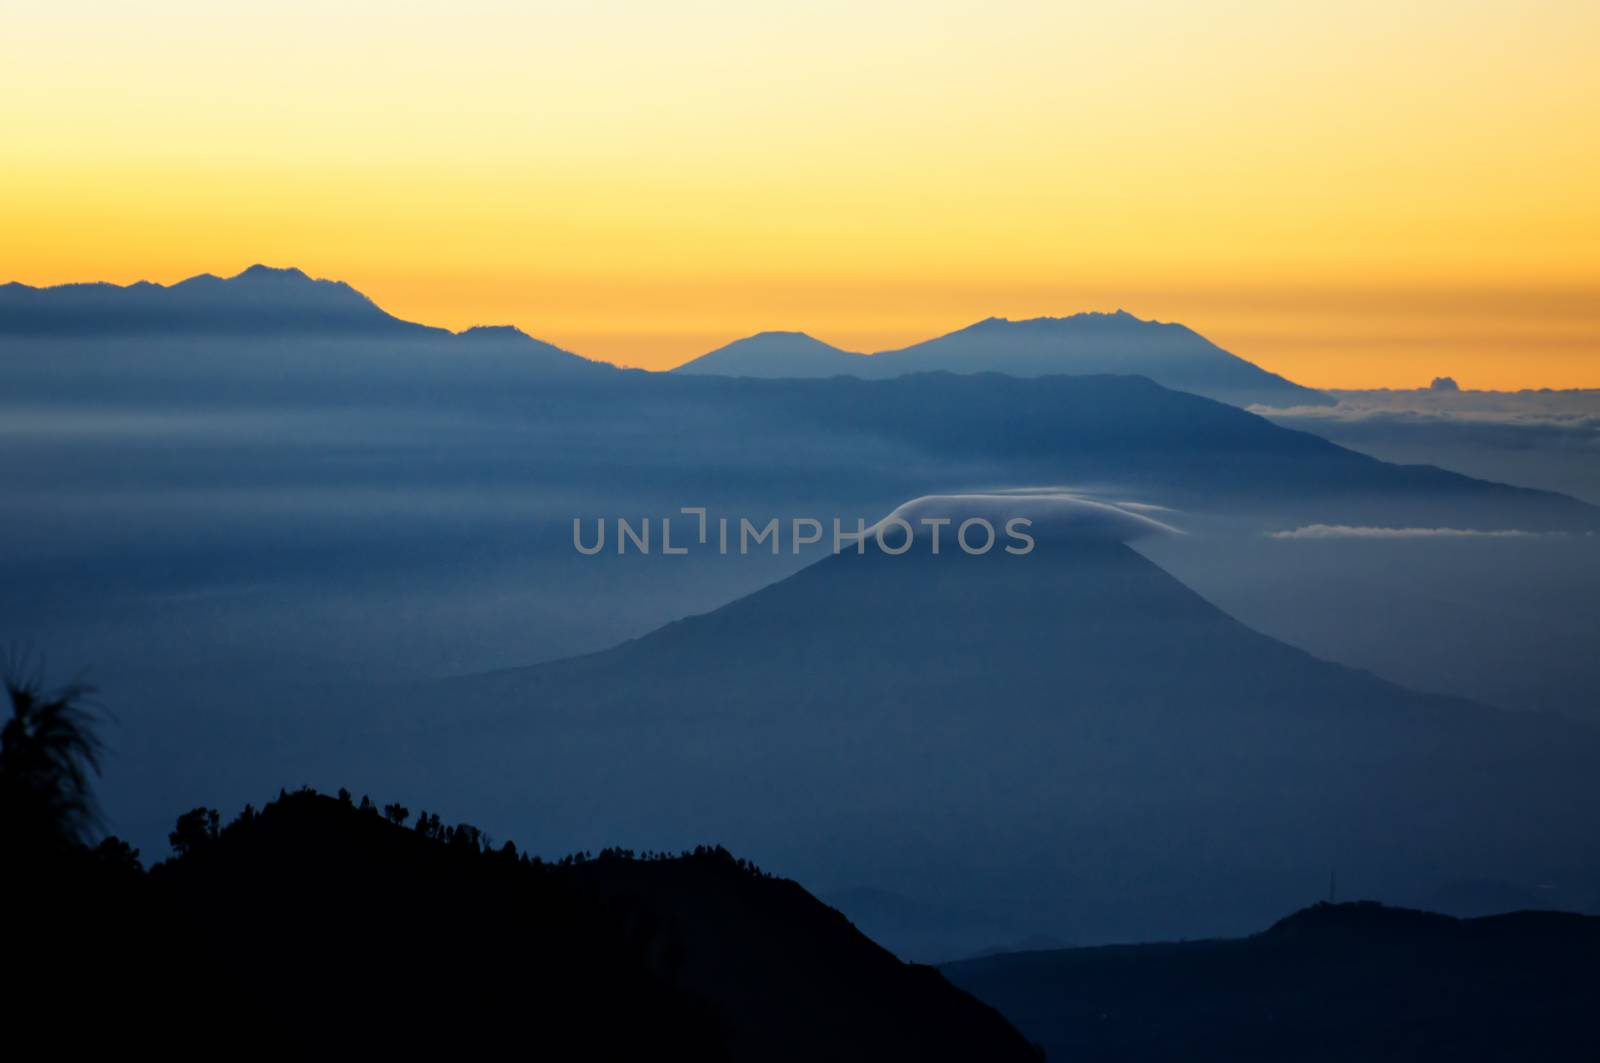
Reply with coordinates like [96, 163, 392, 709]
[4, 0, 1597, 385]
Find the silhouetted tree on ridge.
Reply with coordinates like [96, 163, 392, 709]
[168, 806, 220, 857]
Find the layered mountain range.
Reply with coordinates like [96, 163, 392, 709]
[6, 265, 1598, 963]
[3, 267, 1325, 406]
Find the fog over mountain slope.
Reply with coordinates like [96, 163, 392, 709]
[374, 527, 1600, 956]
[1260, 387, 1600, 504]
[6, 267, 1599, 883]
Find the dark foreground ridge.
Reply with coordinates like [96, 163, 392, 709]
[16, 789, 1038, 1060]
[942, 900, 1600, 1062]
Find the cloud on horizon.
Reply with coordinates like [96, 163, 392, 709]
[1267, 524, 1565, 541]
[1251, 389, 1600, 506]
[1252, 388, 1600, 436]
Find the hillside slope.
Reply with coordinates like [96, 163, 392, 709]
[19, 790, 1037, 1060]
[943, 901, 1600, 1061]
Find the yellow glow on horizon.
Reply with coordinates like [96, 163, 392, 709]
[3, 1, 1597, 387]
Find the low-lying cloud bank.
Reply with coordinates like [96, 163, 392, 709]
[1252, 389, 1600, 506]
[1267, 524, 1563, 540]
[1253, 388, 1600, 434]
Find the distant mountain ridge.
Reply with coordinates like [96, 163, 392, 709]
[0, 264, 607, 372]
[675, 310, 1333, 408]
[943, 900, 1600, 1061]
[6, 266, 1593, 531]
[3, 276, 1592, 530]
[0, 264, 441, 337]
[3, 267, 1327, 404]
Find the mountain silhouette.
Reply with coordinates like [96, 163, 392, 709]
[674, 330, 868, 376]
[674, 311, 1332, 408]
[9, 272, 1586, 528]
[0, 265, 604, 372]
[19, 788, 1037, 1060]
[569, 844, 1039, 1060]
[0, 264, 442, 337]
[942, 900, 1600, 1061]
[410, 536, 1600, 953]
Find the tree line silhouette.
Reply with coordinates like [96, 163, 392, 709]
[5, 665, 1033, 1061]
[0, 661, 774, 878]
[0, 667, 738, 1054]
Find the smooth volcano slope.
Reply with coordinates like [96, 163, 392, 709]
[411, 540, 1600, 952]
[674, 330, 867, 376]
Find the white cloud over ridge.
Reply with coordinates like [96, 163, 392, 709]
[872, 490, 1182, 546]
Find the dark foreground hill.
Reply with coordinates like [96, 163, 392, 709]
[569, 849, 1037, 1060]
[16, 790, 1036, 1060]
[942, 901, 1600, 1062]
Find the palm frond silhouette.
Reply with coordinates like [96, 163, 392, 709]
[0, 656, 105, 848]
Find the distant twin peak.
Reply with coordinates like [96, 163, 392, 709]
[457, 324, 531, 340]
[973, 309, 1143, 328]
[234, 264, 312, 282]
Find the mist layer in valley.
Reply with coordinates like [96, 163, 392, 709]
[5, 268, 1599, 958]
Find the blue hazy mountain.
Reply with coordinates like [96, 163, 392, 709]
[673, 330, 868, 377]
[0, 264, 605, 372]
[942, 901, 1600, 1062]
[675, 311, 1333, 408]
[870, 313, 1331, 407]
[398, 537, 1600, 956]
[647, 372, 1591, 530]
[6, 265, 1600, 869]
[0, 264, 442, 337]
[5, 263, 1586, 529]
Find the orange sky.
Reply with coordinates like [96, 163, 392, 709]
[3, 1, 1598, 387]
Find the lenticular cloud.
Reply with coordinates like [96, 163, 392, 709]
[870, 490, 1182, 546]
